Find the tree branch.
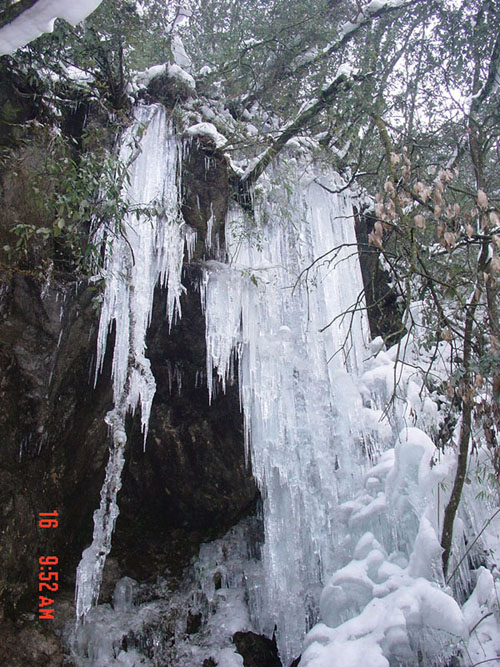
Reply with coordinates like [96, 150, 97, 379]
[239, 71, 369, 191]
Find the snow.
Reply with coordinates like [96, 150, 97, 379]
[339, 0, 407, 39]
[462, 567, 500, 664]
[335, 64, 359, 80]
[133, 63, 195, 92]
[339, 21, 358, 38]
[0, 0, 104, 55]
[167, 63, 196, 90]
[365, 0, 407, 11]
[299, 316, 500, 665]
[171, 33, 192, 71]
[187, 122, 227, 148]
[134, 63, 167, 88]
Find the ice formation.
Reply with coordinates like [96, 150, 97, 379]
[75, 104, 195, 622]
[71, 519, 260, 666]
[201, 161, 500, 665]
[201, 163, 370, 664]
[70, 99, 500, 666]
[300, 322, 500, 666]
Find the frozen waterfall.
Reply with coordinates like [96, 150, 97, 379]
[70, 105, 500, 667]
[201, 164, 370, 664]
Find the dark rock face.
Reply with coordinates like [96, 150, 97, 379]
[0, 274, 111, 621]
[0, 270, 255, 667]
[181, 139, 230, 258]
[233, 631, 283, 667]
[112, 274, 258, 581]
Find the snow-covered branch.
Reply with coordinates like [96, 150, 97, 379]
[240, 68, 369, 189]
[0, 0, 104, 55]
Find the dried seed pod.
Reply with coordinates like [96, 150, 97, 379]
[414, 214, 426, 229]
[386, 199, 396, 219]
[421, 185, 431, 203]
[384, 179, 395, 195]
[465, 223, 474, 238]
[444, 231, 456, 248]
[477, 189, 488, 210]
[489, 211, 500, 227]
[442, 327, 452, 342]
[434, 204, 442, 218]
[390, 152, 401, 165]
[433, 187, 443, 207]
[368, 231, 383, 248]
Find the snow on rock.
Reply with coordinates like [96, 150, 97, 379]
[0, 0, 104, 55]
[134, 63, 167, 88]
[463, 567, 500, 665]
[187, 122, 227, 148]
[300, 320, 500, 666]
[167, 63, 196, 91]
[303, 577, 467, 667]
[133, 63, 195, 93]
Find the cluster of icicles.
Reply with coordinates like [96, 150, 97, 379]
[75, 105, 196, 621]
[74, 104, 499, 667]
[75, 103, 368, 661]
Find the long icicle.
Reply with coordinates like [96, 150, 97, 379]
[75, 104, 193, 622]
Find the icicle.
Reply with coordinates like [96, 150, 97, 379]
[202, 163, 369, 664]
[76, 104, 193, 623]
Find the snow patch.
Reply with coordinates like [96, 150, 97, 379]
[0, 0, 104, 55]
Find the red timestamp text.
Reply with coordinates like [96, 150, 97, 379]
[38, 511, 59, 620]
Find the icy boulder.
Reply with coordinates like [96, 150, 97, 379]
[385, 427, 437, 551]
[319, 534, 388, 628]
[302, 577, 467, 667]
[462, 567, 500, 664]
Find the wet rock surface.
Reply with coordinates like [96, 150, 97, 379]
[0, 269, 257, 661]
